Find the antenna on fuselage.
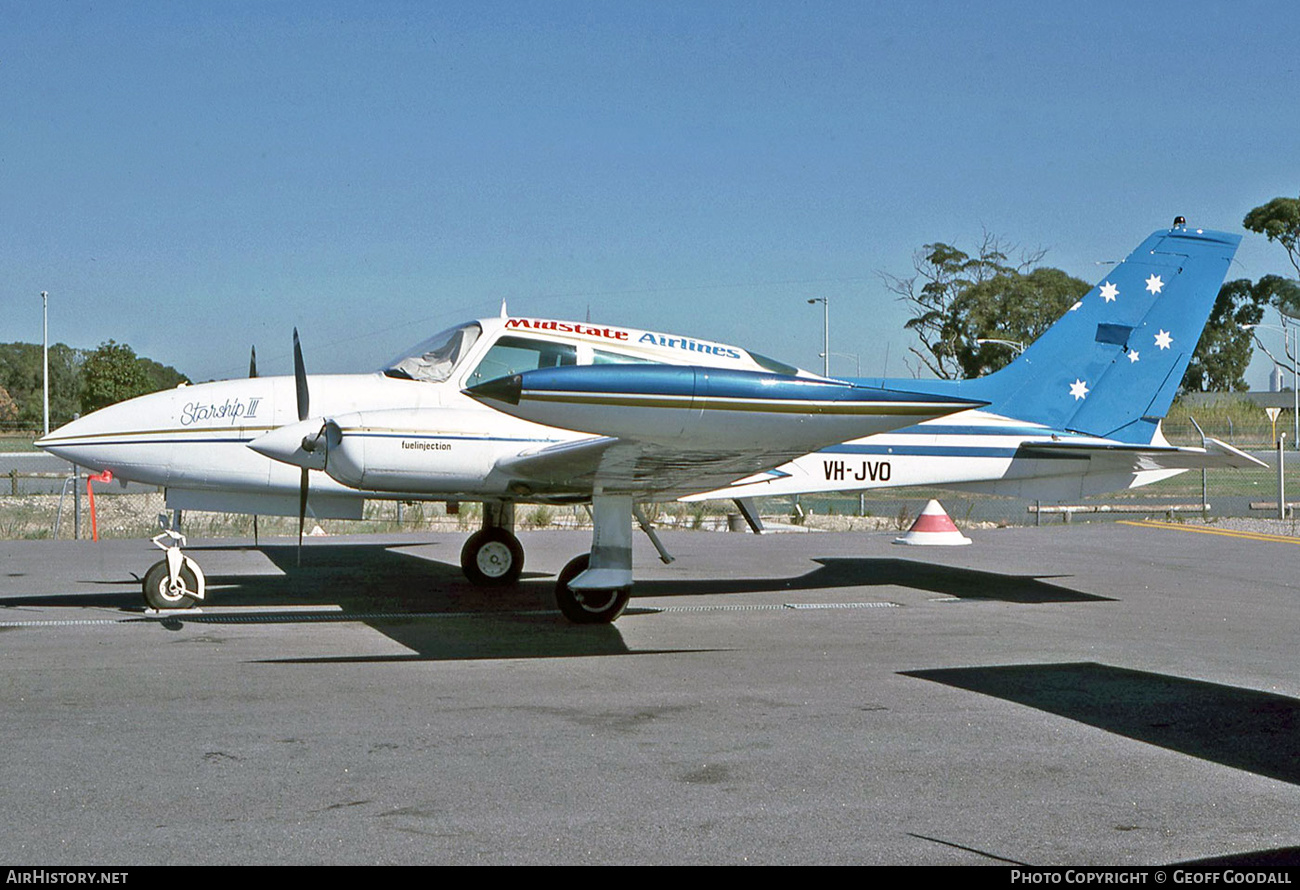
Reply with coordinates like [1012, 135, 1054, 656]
[500, 299, 509, 319]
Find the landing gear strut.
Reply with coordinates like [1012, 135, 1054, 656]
[460, 502, 523, 586]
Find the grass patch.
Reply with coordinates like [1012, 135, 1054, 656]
[1165, 397, 1288, 448]
[0, 434, 40, 453]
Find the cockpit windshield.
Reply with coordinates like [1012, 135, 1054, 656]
[383, 322, 482, 383]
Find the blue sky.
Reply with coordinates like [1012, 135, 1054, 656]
[3, 1, 1299, 386]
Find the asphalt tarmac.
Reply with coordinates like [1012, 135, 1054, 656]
[2, 522, 1299, 865]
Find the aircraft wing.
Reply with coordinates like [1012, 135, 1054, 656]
[469, 365, 986, 500]
[1015, 436, 1267, 471]
[493, 434, 857, 499]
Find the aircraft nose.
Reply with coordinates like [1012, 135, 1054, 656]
[36, 402, 133, 468]
[35, 414, 95, 464]
[35, 387, 181, 479]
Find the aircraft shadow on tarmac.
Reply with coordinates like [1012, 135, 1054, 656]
[0, 542, 703, 662]
[1, 544, 1105, 612]
[185, 543, 672, 662]
[0, 542, 1100, 660]
[904, 662, 1300, 786]
[634, 557, 1109, 604]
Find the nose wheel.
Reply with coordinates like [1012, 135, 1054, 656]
[460, 527, 525, 586]
[142, 559, 201, 610]
[140, 529, 206, 611]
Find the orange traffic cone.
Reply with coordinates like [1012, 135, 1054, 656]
[893, 500, 972, 546]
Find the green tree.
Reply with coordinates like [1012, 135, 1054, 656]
[0, 384, 18, 426]
[883, 232, 1048, 379]
[81, 341, 151, 414]
[946, 267, 1090, 378]
[0, 342, 84, 429]
[1244, 196, 1300, 279]
[80, 341, 190, 414]
[0, 343, 41, 424]
[137, 355, 190, 393]
[47, 343, 85, 425]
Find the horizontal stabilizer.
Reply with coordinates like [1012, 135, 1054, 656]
[1016, 437, 1266, 471]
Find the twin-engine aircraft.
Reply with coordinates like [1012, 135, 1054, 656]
[38, 221, 1260, 622]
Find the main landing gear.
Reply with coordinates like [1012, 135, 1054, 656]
[553, 553, 630, 624]
[460, 497, 639, 624]
[550, 494, 637, 624]
[459, 502, 524, 586]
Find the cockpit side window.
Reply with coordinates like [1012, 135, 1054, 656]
[591, 348, 660, 366]
[466, 336, 578, 386]
[384, 323, 482, 383]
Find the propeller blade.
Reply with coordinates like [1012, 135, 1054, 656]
[293, 328, 309, 422]
[298, 467, 309, 567]
[294, 327, 310, 565]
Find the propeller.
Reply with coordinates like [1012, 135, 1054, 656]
[286, 329, 345, 564]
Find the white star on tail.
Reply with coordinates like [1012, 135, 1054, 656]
[1154, 329, 1173, 350]
[1145, 274, 1165, 294]
[1069, 379, 1089, 400]
[1099, 281, 1119, 302]
[1128, 349, 1140, 363]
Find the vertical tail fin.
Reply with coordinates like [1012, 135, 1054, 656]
[963, 223, 1240, 442]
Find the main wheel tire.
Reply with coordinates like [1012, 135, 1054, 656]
[460, 528, 525, 586]
[554, 554, 630, 624]
[142, 559, 200, 611]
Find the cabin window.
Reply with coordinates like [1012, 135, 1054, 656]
[591, 349, 660, 365]
[465, 336, 578, 386]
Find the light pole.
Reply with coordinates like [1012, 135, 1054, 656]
[807, 297, 828, 377]
[41, 291, 49, 437]
[1279, 309, 1300, 452]
[1242, 323, 1299, 449]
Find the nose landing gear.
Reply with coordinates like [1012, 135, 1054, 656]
[141, 529, 206, 612]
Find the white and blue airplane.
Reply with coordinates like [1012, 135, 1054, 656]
[37, 220, 1259, 622]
